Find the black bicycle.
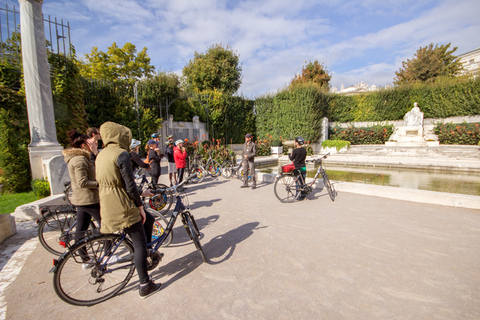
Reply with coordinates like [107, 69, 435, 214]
[38, 180, 171, 256]
[51, 173, 206, 306]
[134, 168, 174, 215]
[274, 153, 336, 203]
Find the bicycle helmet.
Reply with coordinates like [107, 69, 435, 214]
[130, 139, 141, 149]
[151, 133, 160, 138]
[295, 136, 305, 145]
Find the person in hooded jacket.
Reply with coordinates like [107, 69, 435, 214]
[63, 130, 102, 266]
[95, 121, 162, 299]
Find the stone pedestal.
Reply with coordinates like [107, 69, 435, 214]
[45, 155, 69, 195]
[0, 214, 17, 244]
[29, 145, 64, 180]
[386, 103, 438, 147]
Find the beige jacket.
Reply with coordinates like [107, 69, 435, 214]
[63, 148, 99, 206]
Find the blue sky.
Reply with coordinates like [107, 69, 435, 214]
[4, 0, 480, 97]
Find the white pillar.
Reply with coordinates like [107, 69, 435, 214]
[19, 0, 63, 180]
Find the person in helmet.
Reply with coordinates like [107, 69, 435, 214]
[130, 139, 150, 170]
[289, 136, 307, 200]
[151, 133, 160, 143]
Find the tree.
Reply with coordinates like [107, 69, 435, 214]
[183, 43, 242, 95]
[290, 60, 331, 89]
[394, 43, 463, 85]
[77, 42, 155, 82]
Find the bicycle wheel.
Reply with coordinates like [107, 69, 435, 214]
[146, 208, 173, 246]
[274, 175, 299, 203]
[53, 234, 135, 306]
[321, 171, 336, 201]
[221, 161, 233, 178]
[190, 165, 206, 184]
[183, 213, 207, 263]
[208, 161, 222, 177]
[148, 184, 173, 215]
[237, 167, 253, 183]
[38, 211, 96, 256]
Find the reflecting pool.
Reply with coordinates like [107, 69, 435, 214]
[260, 165, 480, 196]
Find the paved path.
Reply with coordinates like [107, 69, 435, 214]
[1, 174, 480, 319]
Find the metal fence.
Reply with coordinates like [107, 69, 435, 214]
[0, 3, 72, 63]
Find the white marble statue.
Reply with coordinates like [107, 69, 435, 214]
[404, 102, 423, 127]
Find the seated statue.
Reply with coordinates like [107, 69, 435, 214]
[404, 102, 423, 127]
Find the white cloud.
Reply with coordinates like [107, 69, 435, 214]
[5, 0, 479, 97]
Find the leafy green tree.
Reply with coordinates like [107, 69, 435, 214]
[0, 60, 31, 193]
[394, 43, 463, 85]
[290, 60, 331, 89]
[183, 43, 242, 95]
[78, 42, 155, 82]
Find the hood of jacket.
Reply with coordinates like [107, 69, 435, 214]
[99, 121, 131, 151]
[62, 148, 91, 163]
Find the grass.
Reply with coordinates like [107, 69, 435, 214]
[0, 191, 37, 214]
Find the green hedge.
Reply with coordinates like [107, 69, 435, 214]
[321, 140, 351, 151]
[0, 61, 31, 193]
[329, 125, 395, 145]
[328, 77, 480, 122]
[255, 83, 329, 143]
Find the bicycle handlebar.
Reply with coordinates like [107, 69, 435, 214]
[305, 152, 330, 164]
[150, 173, 197, 194]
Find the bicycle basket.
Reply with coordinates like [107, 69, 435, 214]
[281, 164, 295, 173]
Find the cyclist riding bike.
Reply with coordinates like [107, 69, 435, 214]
[288, 136, 307, 200]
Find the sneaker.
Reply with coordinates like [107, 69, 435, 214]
[101, 255, 119, 265]
[240, 185, 248, 188]
[82, 258, 95, 270]
[251, 185, 256, 189]
[139, 280, 163, 299]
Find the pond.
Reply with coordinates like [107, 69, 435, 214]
[259, 164, 480, 196]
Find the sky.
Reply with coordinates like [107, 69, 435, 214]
[4, 0, 480, 97]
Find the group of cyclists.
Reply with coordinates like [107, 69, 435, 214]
[63, 121, 309, 300]
[63, 123, 174, 299]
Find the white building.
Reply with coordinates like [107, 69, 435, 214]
[458, 47, 480, 78]
[330, 81, 381, 95]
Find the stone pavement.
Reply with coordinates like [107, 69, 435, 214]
[1, 173, 480, 320]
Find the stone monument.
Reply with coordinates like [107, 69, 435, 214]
[19, 0, 64, 183]
[386, 103, 438, 146]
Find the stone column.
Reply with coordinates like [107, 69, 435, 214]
[321, 117, 329, 142]
[19, 0, 63, 180]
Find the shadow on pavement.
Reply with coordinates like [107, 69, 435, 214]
[147, 222, 264, 290]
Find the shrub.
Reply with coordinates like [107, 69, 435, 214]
[322, 140, 351, 151]
[255, 134, 274, 156]
[329, 125, 394, 145]
[272, 139, 283, 147]
[31, 179, 51, 199]
[434, 122, 480, 145]
[303, 142, 314, 156]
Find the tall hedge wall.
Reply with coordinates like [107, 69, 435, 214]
[255, 83, 329, 142]
[255, 77, 480, 139]
[328, 77, 480, 122]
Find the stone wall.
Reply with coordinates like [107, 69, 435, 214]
[160, 115, 208, 145]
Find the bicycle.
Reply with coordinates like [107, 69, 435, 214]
[38, 179, 171, 256]
[200, 152, 222, 177]
[222, 159, 254, 183]
[183, 154, 206, 184]
[51, 173, 207, 306]
[274, 153, 337, 203]
[134, 168, 174, 215]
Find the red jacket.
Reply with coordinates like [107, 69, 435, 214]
[173, 146, 187, 169]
